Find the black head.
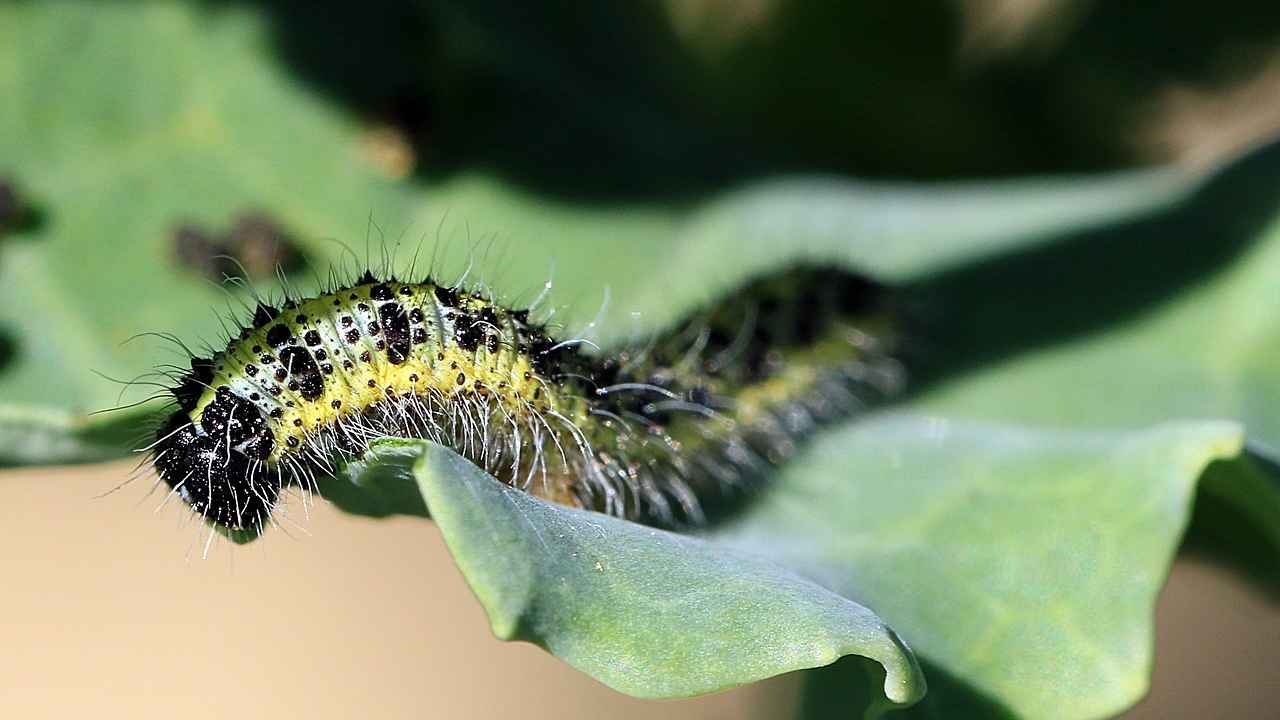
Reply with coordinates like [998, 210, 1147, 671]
[152, 387, 280, 531]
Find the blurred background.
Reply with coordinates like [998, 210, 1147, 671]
[209, 0, 1280, 188]
[1, 461, 1276, 719]
[2, 0, 1280, 717]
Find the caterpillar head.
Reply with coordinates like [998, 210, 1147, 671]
[153, 387, 280, 532]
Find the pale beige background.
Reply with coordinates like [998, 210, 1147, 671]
[1, 461, 1275, 719]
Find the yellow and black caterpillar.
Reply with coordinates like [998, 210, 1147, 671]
[148, 266, 903, 534]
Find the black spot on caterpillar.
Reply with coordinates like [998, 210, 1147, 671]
[143, 265, 904, 536]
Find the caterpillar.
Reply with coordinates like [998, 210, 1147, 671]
[145, 264, 903, 537]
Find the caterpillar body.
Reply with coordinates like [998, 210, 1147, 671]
[148, 265, 903, 535]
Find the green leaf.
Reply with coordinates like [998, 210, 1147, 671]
[672, 169, 1198, 285]
[709, 415, 1246, 719]
[338, 438, 926, 711]
[910, 144, 1280, 445]
[887, 145, 1280, 594]
[327, 416, 1247, 717]
[3, 3, 1277, 718]
[0, 404, 148, 467]
[0, 1, 407, 423]
[0, 0, 1201, 460]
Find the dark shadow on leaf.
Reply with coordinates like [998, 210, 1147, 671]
[0, 328, 15, 374]
[799, 655, 1014, 720]
[4, 203, 46, 236]
[319, 443, 430, 519]
[0, 405, 160, 469]
[206, 0, 753, 200]
[1181, 451, 1280, 601]
[206, 0, 1280, 202]
[0, 175, 46, 238]
[74, 407, 162, 454]
[901, 138, 1280, 391]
